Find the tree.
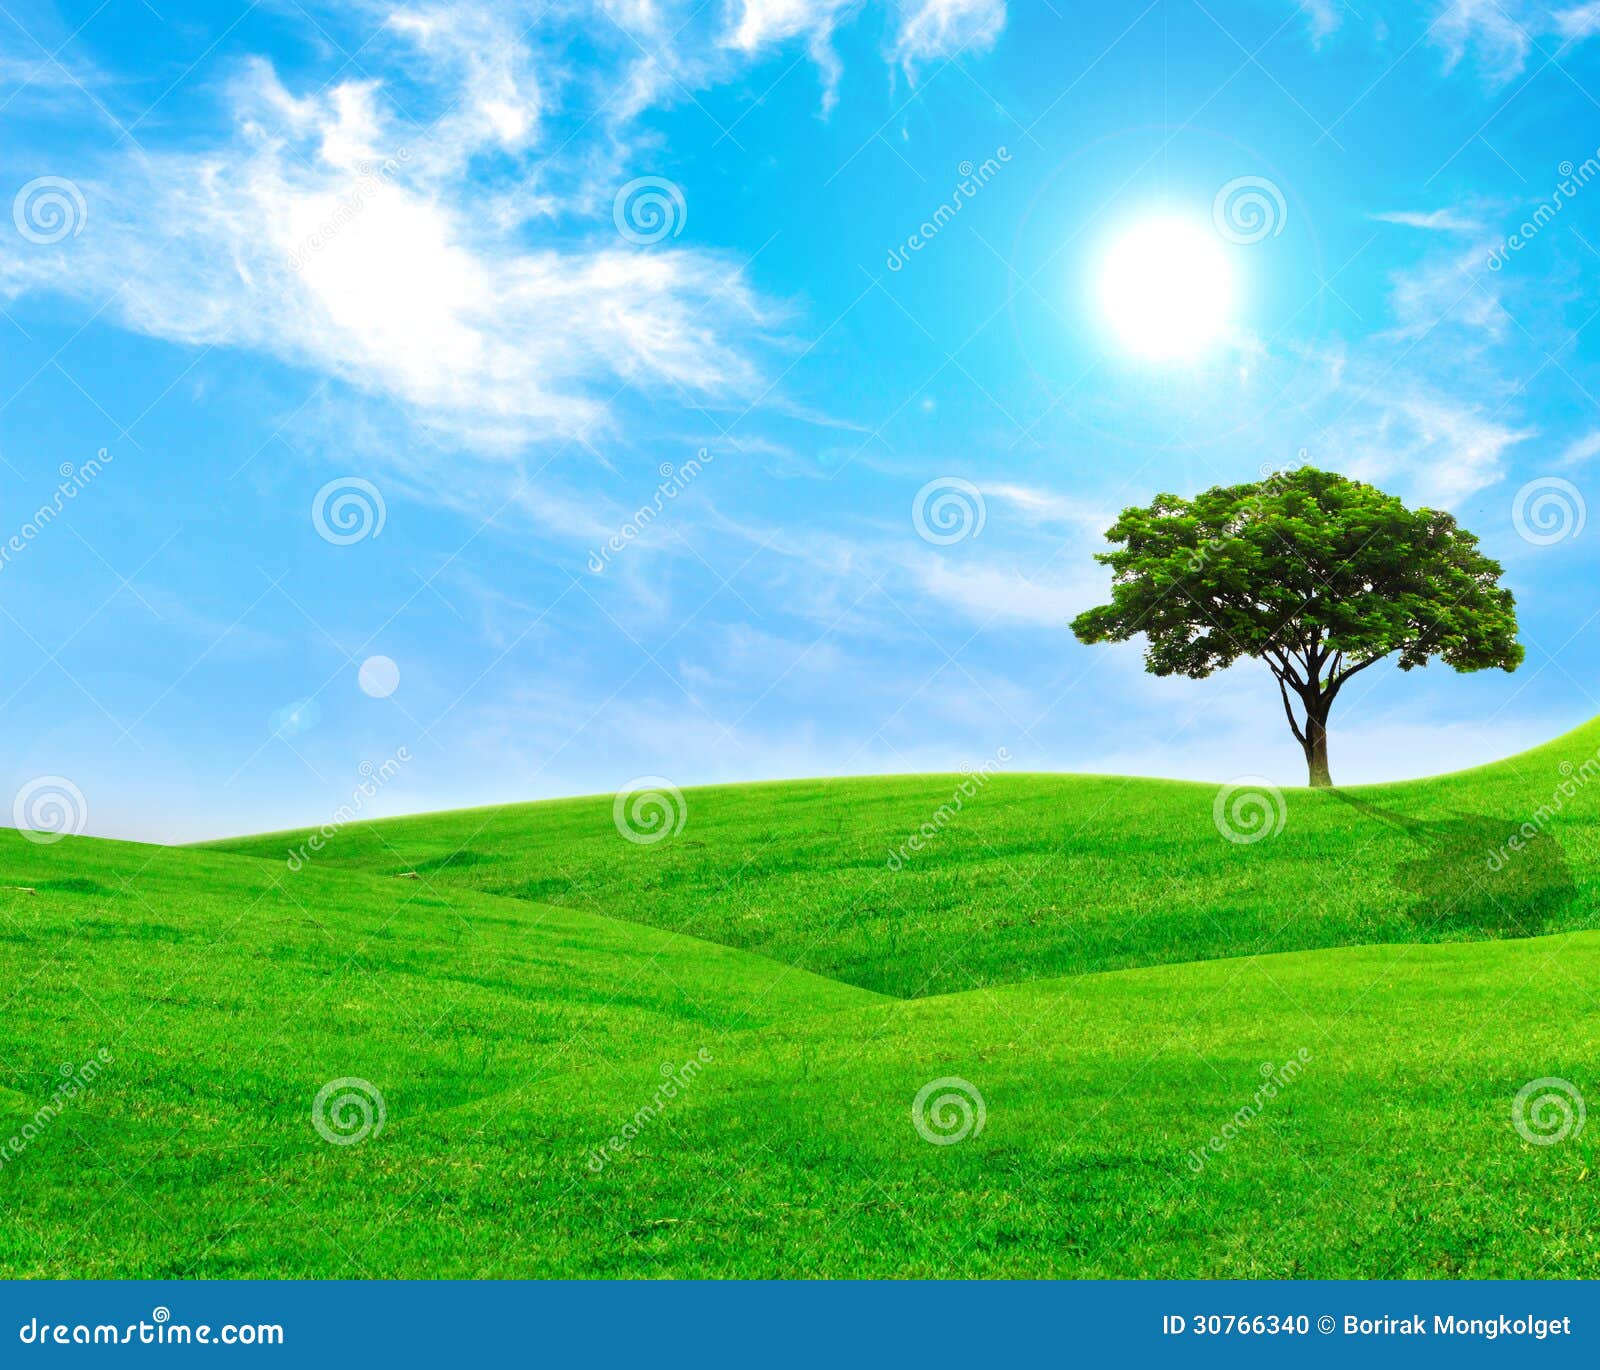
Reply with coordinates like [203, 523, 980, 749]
[1070, 467, 1523, 787]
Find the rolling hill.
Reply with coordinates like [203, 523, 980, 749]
[0, 720, 1596, 1277]
[210, 717, 1600, 997]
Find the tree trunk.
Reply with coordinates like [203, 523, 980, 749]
[1304, 709, 1332, 788]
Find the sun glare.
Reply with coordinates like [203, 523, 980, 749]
[1097, 216, 1234, 362]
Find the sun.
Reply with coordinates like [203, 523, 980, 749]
[1097, 215, 1234, 361]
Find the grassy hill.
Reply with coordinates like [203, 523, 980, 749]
[0, 833, 876, 1277]
[2, 723, 1597, 1277]
[209, 718, 1600, 998]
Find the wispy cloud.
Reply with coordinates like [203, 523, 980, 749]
[892, 0, 1008, 73]
[1384, 246, 1509, 341]
[1554, 3, 1600, 39]
[984, 482, 1111, 535]
[905, 556, 1098, 627]
[1296, 0, 1343, 42]
[1559, 429, 1600, 465]
[721, 0, 1006, 106]
[1431, 0, 1600, 79]
[1371, 208, 1486, 232]
[1327, 388, 1536, 506]
[0, 0, 1008, 464]
[1, 61, 776, 456]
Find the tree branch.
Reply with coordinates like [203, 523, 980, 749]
[1329, 653, 1385, 697]
[1265, 647, 1304, 690]
[1275, 671, 1308, 747]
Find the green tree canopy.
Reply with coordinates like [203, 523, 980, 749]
[1070, 467, 1523, 786]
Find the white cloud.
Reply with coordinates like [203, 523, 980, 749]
[1559, 430, 1600, 464]
[0, 52, 773, 454]
[719, 0, 1004, 106]
[386, 5, 543, 153]
[1297, 0, 1343, 42]
[1435, 0, 1532, 80]
[720, 0, 857, 108]
[724, 0, 858, 52]
[892, 0, 1007, 72]
[1385, 246, 1509, 341]
[1430, 0, 1600, 78]
[0, 0, 1010, 462]
[1555, 3, 1600, 38]
[1371, 208, 1485, 232]
[984, 482, 1112, 535]
[1289, 3, 1600, 82]
[1328, 390, 1535, 506]
[905, 556, 1099, 628]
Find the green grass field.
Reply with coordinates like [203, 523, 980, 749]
[2, 719, 1598, 1277]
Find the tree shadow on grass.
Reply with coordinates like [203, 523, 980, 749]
[1329, 790, 1574, 939]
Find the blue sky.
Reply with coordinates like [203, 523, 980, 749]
[4, 0, 1600, 841]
